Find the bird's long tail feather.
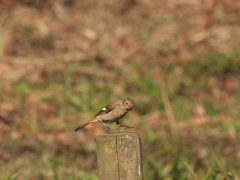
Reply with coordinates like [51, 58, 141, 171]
[75, 117, 97, 131]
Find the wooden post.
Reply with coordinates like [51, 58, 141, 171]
[96, 132, 143, 180]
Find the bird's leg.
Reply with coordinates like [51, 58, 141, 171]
[116, 121, 134, 129]
[98, 119, 115, 131]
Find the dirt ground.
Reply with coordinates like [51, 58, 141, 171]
[1, 0, 240, 179]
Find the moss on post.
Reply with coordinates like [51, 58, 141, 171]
[97, 132, 143, 180]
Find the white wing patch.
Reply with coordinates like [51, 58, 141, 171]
[101, 107, 113, 113]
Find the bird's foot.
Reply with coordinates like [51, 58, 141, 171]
[104, 127, 116, 131]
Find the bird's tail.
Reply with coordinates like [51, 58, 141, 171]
[75, 117, 97, 131]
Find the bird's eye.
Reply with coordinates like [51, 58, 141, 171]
[125, 102, 128, 105]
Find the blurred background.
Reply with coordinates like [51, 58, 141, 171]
[0, 0, 240, 179]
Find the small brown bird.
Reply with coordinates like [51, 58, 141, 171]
[75, 98, 135, 131]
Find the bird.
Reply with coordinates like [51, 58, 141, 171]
[75, 98, 135, 131]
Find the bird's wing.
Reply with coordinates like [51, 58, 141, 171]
[94, 103, 119, 117]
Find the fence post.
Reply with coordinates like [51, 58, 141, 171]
[96, 132, 143, 180]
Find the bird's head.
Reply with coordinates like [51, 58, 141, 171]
[122, 98, 135, 110]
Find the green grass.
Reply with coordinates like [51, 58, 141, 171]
[184, 52, 240, 77]
[1, 52, 240, 179]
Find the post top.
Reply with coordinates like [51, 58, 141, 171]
[97, 131, 139, 140]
